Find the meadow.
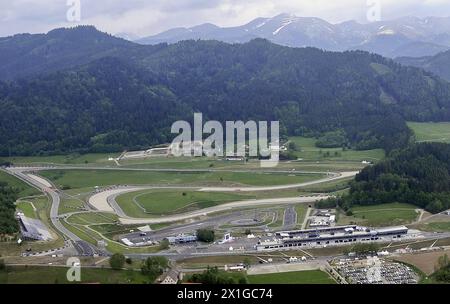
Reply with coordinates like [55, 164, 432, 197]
[0, 266, 149, 284]
[408, 122, 450, 143]
[288, 136, 385, 162]
[247, 270, 335, 284]
[338, 203, 418, 227]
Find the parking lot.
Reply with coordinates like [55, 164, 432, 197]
[333, 257, 418, 284]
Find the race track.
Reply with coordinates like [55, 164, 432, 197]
[87, 171, 358, 224]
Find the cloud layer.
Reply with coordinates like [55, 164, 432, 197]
[1, 0, 450, 37]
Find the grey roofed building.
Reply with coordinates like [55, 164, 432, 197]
[165, 234, 197, 244]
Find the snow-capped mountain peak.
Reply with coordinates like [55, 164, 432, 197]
[136, 14, 450, 58]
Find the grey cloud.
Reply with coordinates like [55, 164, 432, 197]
[0, 0, 450, 38]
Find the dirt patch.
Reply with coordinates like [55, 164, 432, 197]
[393, 249, 450, 275]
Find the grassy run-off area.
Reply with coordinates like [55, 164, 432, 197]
[58, 198, 86, 215]
[407, 122, 450, 143]
[117, 190, 256, 217]
[295, 204, 308, 227]
[248, 270, 335, 284]
[338, 203, 419, 227]
[66, 212, 118, 225]
[4, 153, 118, 166]
[418, 222, 450, 232]
[40, 169, 325, 189]
[15, 201, 37, 219]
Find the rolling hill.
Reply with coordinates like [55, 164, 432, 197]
[397, 50, 450, 81]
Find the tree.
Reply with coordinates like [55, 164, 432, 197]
[243, 258, 252, 270]
[1, 36, 447, 156]
[0, 182, 19, 234]
[288, 142, 300, 152]
[197, 229, 215, 243]
[141, 256, 169, 282]
[188, 266, 247, 284]
[159, 239, 170, 250]
[438, 254, 449, 270]
[109, 253, 126, 270]
[350, 243, 380, 255]
[341, 143, 450, 214]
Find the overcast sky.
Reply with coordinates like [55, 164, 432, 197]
[1, 0, 450, 38]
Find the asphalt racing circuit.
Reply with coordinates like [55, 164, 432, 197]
[87, 171, 358, 225]
[5, 165, 358, 256]
[6, 167, 103, 256]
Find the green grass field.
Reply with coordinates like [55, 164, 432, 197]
[267, 208, 285, 228]
[4, 153, 118, 166]
[66, 212, 118, 225]
[288, 136, 385, 162]
[16, 201, 37, 219]
[89, 224, 144, 240]
[0, 266, 149, 284]
[338, 203, 418, 227]
[422, 222, 450, 232]
[117, 190, 255, 216]
[295, 204, 308, 227]
[58, 198, 86, 215]
[408, 122, 450, 143]
[0, 170, 40, 197]
[248, 270, 335, 284]
[40, 169, 324, 189]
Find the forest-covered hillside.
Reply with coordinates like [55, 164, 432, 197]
[1, 27, 450, 155]
[331, 143, 450, 213]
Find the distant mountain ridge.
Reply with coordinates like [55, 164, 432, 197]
[136, 14, 450, 58]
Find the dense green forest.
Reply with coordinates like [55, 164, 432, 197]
[1, 27, 450, 155]
[328, 143, 450, 213]
[0, 182, 19, 235]
[397, 50, 450, 81]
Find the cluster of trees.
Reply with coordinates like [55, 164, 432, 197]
[328, 143, 450, 213]
[345, 243, 380, 256]
[109, 253, 126, 270]
[188, 267, 248, 284]
[0, 160, 12, 167]
[141, 256, 169, 282]
[1, 29, 450, 156]
[430, 254, 450, 283]
[0, 182, 18, 235]
[196, 229, 215, 243]
[109, 254, 169, 283]
[316, 130, 348, 148]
